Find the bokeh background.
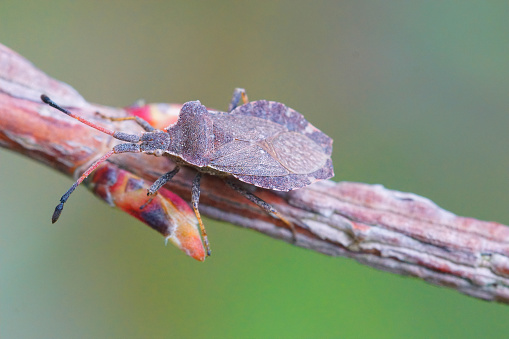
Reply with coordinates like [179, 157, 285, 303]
[2, 2, 509, 338]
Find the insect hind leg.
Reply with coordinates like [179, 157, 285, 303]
[224, 179, 298, 243]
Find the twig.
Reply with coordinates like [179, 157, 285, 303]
[1, 43, 509, 303]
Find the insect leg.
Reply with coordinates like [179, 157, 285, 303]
[228, 88, 249, 112]
[147, 166, 181, 196]
[95, 112, 156, 132]
[41, 95, 140, 143]
[140, 166, 181, 210]
[52, 143, 141, 223]
[191, 172, 211, 257]
[225, 179, 297, 242]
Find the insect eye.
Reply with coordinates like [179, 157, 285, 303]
[155, 149, 164, 157]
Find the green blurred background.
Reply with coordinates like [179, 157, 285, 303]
[1, 1, 509, 338]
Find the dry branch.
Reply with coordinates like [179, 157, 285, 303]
[1, 43, 509, 303]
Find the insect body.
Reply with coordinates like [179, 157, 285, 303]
[41, 89, 334, 257]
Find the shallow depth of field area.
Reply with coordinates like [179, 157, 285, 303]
[1, 2, 509, 338]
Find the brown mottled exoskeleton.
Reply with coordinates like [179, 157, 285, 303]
[41, 89, 334, 257]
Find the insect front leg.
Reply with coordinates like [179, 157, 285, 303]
[224, 179, 298, 243]
[140, 167, 182, 210]
[146, 166, 181, 196]
[95, 112, 156, 132]
[228, 88, 249, 112]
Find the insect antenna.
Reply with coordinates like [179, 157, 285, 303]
[41, 95, 142, 223]
[52, 150, 115, 223]
[41, 95, 140, 143]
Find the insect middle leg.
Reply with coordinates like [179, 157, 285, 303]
[191, 172, 211, 256]
[224, 179, 297, 242]
[95, 112, 156, 132]
[140, 169, 211, 256]
[228, 87, 249, 112]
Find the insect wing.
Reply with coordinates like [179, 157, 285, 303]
[230, 100, 333, 156]
[211, 113, 286, 141]
[210, 100, 334, 191]
[210, 139, 289, 176]
[269, 131, 329, 174]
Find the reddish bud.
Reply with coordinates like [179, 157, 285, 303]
[87, 164, 206, 261]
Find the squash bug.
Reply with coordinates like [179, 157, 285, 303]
[40, 89, 334, 257]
